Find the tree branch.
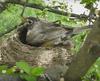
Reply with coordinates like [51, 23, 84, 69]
[0, 2, 7, 13]
[64, 17, 100, 81]
[0, 0, 88, 19]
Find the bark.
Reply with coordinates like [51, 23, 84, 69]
[64, 17, 100, 81]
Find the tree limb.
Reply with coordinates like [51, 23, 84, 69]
[0, 2, 7, 13]
[0, 0, 88, 19]
[64, 17, 100, 81]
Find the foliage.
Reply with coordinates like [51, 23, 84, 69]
[0, 61, 45, 81]
[29, 0, 45, 5]
[82, 58, 100, 81]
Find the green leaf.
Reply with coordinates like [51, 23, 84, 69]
[16, 61, 31, 75]
[6, 66, 16, 75]
[20, 74, 36, 81]
[31, 67, 45, 76]
[0, 65, 8, 73]
[81, 0, 96, 4]
[30, 0, 44, 5]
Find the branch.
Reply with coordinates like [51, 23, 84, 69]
[0, 2, 7, 13]
[1, 0, 88, 19]
[64, 17, 100, 81]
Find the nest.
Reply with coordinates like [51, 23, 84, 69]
[0, 17, 73, 81]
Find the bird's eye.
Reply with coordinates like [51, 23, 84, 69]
[28, 20, 33, 24]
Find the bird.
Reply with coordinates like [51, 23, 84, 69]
[25, 18, 73, 47]
[17, 17, 90, 48]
